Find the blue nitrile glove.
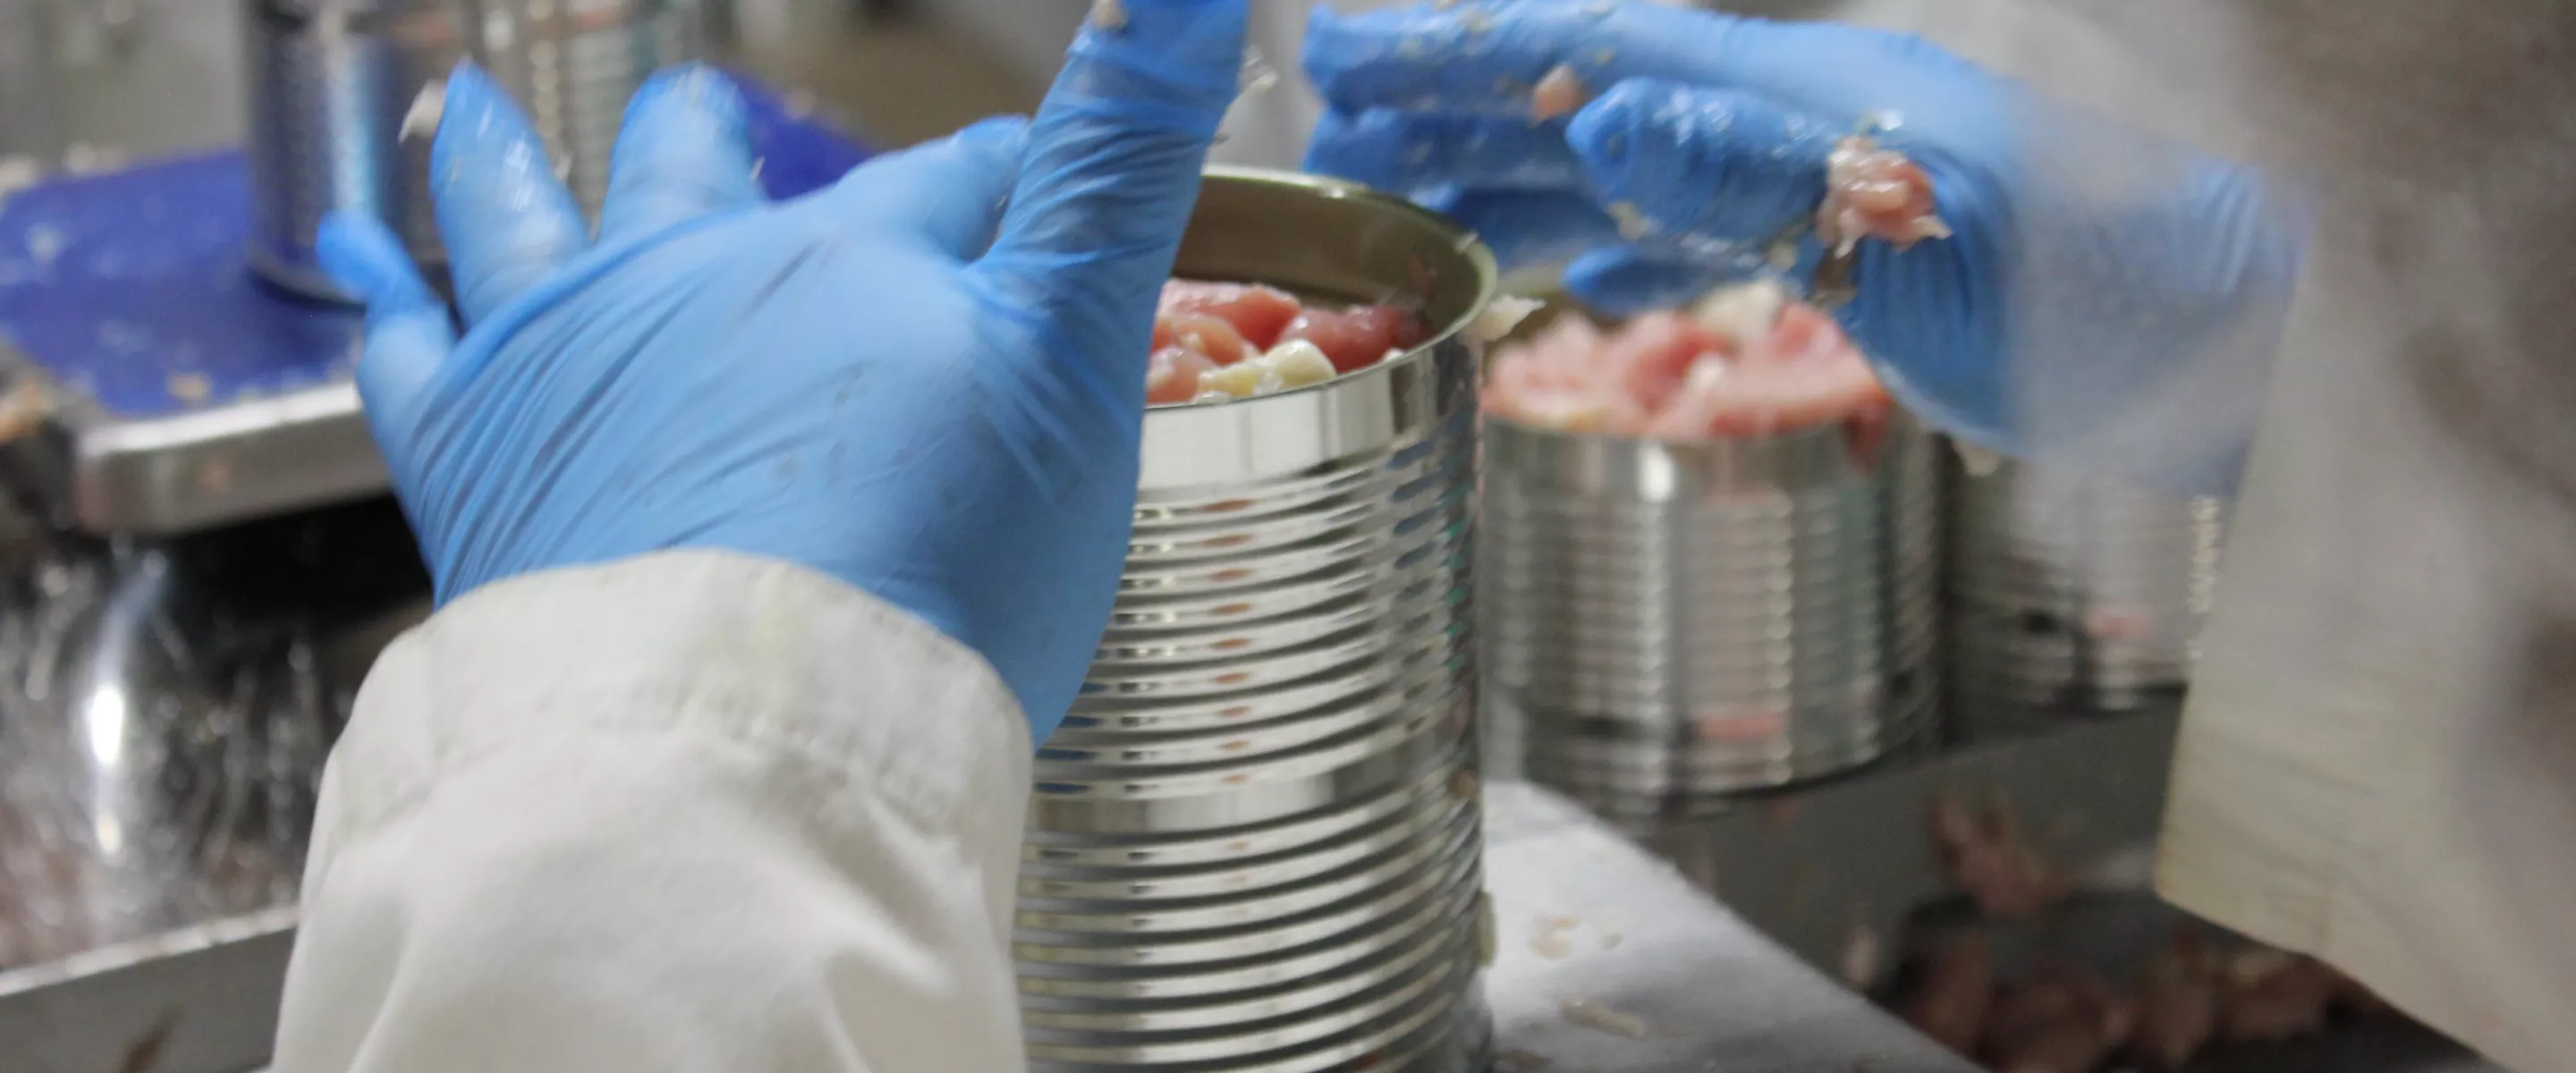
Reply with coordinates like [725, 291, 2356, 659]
[1303, 1, 2306, 494]
[316, 3, 1249, 742]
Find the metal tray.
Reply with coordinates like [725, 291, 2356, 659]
[0, 78, 871, 537]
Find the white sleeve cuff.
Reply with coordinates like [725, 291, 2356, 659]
[273, 551, 1033, 1073]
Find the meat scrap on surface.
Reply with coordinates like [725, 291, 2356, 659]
[1901, 935, 1996, 1055]
[2129, 928, 2221, 1069]
[1891, 917, 2416, 1072]
[1981, 963, 2134, 1073]
[1931, 793, 2072, 921]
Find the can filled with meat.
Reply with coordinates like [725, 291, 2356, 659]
[242, 0, 702, 300]
[1479, 386, 1943, 820]
[1945, 453, 2230, 740]
[1015, 169, 1496, 1073]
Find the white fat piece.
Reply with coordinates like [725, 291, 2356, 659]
[1690, 280, 1788, 350]
[1468, 296, 1544, 344]
[400, 82, 447, 145]
[1199, 359, 1267, 399]
[1262, 340, 1338, 389]
[1952, 439, 2007, 477]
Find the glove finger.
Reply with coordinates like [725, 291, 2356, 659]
[1305, 107, 1585, 194]
[831, 115, 1031, 258]
[597, 65, 765, 244]
[1562, 246, 1763, 316]
[318, 212, 457, 434]
[431, 62, 591, 326]
[1422, 188, 1624, 271]
[1305, 0, 1707, 115]
[1569, 79, 1835, 246]
[973, 0, 1245, 392]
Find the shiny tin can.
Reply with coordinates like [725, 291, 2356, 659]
[1480, 413, 1941, 820]
[242, 0, 702, 299]
[1945, 453, 2229, 739]
[1016, 169, 1496, 1073]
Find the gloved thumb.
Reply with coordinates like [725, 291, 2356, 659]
[972, 0, 1246, 394]
[318, 211, 455, 454]
[1566, 79, 1840, 248]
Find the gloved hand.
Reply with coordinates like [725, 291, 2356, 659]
[318, 1, 1249, 742]
[1303, 1, 2305, 493]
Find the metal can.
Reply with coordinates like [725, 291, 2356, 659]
[1945, 453, 2229, 739]
[1015, 169, 1496, 1073]
[242, 0, 702, 300]
[1480, 412, 1942, 820]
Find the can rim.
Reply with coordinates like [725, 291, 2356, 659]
[1148, 167, 1498, 412]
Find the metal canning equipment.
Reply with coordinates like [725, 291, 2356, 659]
[1015, 168, 1497, 1073]
[0, 498, 428, 974]
[1944, 452, 2229, 740]
[242, 0, 705, 300]
[1481, 412, 1943, 820]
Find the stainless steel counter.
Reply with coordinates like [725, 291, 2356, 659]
[1482, 783, 1975, 1073]
[1, 782, 1980, 1073]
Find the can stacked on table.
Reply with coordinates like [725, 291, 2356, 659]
[1015, 170, 1496, 1072]
[243, 0, 704, 299]
[1480, 412, 1943, 821]
[1945, 453, 2229, 740]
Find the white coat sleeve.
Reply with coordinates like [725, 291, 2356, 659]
[267, 551, 1034, 1073]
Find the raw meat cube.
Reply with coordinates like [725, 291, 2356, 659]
[1262, 340, 1339, 389]
[1160, 311, 1255, 367]
[1160, 281, 1304, 350]
[1818, 135, 1952, 257]
[1277, 304, 1428, 373]
[1147, 347, 1219, 405]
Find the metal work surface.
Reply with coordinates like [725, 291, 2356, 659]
[1483, 782, 1976, 1072]
[0, 85, 869, 536]
[4, 782, 1979, 1073]
[1645, 709, 2186, 990]
[0, 748, 2506, 1073]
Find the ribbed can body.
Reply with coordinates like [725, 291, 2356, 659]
[242, 0, 700, 299]
[1018, 170, 1497, 1072]
[1945, 454, 2229, 739]
[1481, 415, 1942, 819]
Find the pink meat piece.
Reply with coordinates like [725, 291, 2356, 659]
[1160, 281, 1304, 349]
[1159, 311, 1254, 367]
[1146, 347, 1219, 405]
[1278, 304, 1428, 373]
[1531, 63, 1589, 121]
[1484, 317, 1635, 432]
[1482, 291, 1891, 445]
[1818, 135, 1952, 257]
[1610, 312, 1730, 416]
[1704, 302, 1894, 440]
